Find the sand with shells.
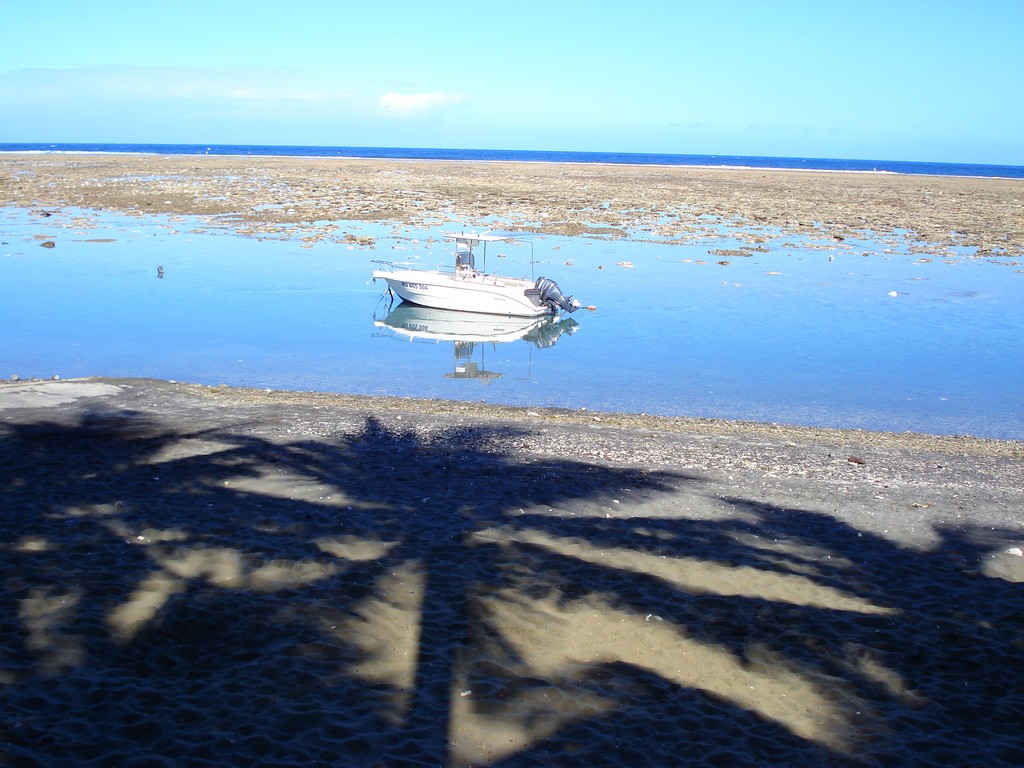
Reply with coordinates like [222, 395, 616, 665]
[2, 378, 1023, 767]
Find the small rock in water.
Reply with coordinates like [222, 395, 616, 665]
[40, 240, 56, 249]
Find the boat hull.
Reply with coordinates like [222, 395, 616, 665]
[373, 268, 549, 317]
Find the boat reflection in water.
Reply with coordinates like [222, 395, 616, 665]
[374, 304, 578, 381]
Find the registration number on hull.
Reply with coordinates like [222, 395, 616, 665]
[401, 282, 429, 290]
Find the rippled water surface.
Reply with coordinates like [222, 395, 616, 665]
[3, 207, 1022, 438]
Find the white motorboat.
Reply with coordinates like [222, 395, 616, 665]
[372, 231, 594, 317]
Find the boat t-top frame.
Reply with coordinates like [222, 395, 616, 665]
[444, 231, 537, 279]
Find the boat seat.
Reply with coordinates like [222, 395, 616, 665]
[455, 250, 475, 271]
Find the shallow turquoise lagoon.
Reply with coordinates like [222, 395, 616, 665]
[2, 207, 1021, 439]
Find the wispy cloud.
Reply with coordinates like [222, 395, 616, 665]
[0, 65, 352, 110]
[378, 91, 467, 117]
[0, 66, 472, 119]
[0, 66, 474, 143]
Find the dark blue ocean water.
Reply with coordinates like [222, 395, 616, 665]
[3, 142, 1023, 179]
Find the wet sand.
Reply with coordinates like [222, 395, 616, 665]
[3, 155, 1024, 765]
[2, 378, 1023, 767]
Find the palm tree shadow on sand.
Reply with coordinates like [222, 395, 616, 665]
[2, 410, 1022, 767]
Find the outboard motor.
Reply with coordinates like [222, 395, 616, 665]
[535, 276, 582, 313]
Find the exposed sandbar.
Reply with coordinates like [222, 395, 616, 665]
[2, 152, 1022, 257]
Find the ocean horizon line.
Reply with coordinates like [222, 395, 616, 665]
[2, 142, 1023, 179]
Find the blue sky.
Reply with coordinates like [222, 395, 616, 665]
[2, 0, 1022, 164]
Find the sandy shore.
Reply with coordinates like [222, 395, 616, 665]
[3, 156, 1024, 765]
[2, 378, 1023, 766]
[2, 153, 1023, 258]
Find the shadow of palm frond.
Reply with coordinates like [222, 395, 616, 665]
[472, 499, 1024, 766]
[2, 412, 1022, 767]
[1, 411, 683, 766]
